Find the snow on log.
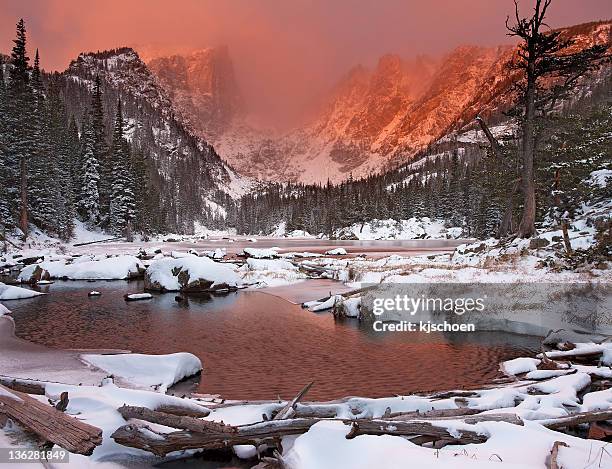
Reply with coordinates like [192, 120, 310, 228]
[144, 256, 242, 292]
[81, 352, 202, 391]
[0, 282, 44, 300]
[0, 384, 102, 455]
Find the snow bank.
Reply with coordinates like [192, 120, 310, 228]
[243, 258, 307, 287]
[145, 256, 241, 292]
[18, 255, 144, 281]
[0, 282, 44, 300]
[81, 352, 202, 391]
[270, 222, 314, 238]
[335, 218, 463, 240]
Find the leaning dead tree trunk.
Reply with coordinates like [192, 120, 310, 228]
[475, 116, 518, 238]
[0, 384, 102, 455]
[476, 115, 503, 158]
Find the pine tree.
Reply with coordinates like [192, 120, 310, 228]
[28, 49, 58, 232]
[109, 99, 135, 235]
[79, 118, 101, 223]
[0, 59, 11, 231]
[130, 146, 148, 233]
[90, 75, 109, 221]
[6, 19, 35, 238]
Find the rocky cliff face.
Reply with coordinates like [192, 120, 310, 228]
[145, 20, 611, 184]
[147, 47, 243, 140]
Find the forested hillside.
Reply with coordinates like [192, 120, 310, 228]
[230, 92, 611, 240]
[0, 22, 242, 242]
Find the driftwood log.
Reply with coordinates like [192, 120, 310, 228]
[536, 410, 612, 429]
[0, 384, 102, 455]
[112, 411, 491, 457]
[118, 405, 229, 433]
[0, 375, 47, 395]
[344, 419, 488, 443]
[154, 403, 211, 418]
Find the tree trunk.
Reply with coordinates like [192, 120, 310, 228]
[517, 56, 537, 238]
[19, 155, 28, 240]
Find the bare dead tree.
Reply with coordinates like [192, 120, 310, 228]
[505, 0, 609, 238]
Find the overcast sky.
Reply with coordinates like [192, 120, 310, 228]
[2, 0, 609, 126]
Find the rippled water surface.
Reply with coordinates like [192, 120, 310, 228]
[8, 280, 539, 400]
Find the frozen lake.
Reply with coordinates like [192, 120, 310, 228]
[71, 236, 468, 259]
[8, 279, 539, 401]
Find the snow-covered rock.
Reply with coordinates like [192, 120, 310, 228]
[18, 255, 144, 281]
[0, 282, 45, 300]
[246, 259, 297, 271]
[202, 248, 226, 259]
[500, 357, 541, 376]
[124, 293, 153, 301]
[0, 303, 11, 316]
[243, 247, 279, 259]
[336, 297, 361, 318]
[144, 256, 241, 292]
[325, 247, 348, 256]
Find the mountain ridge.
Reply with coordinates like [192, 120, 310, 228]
[140, 19, 611, 184]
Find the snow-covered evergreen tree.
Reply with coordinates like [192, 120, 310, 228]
[28, 49, 58, 232]
[79, 118, 101, 223]
[0, 60, 12, 231]
[6, 18, 36, 238]
[109, 99, 135, 235]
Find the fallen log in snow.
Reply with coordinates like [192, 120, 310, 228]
[0, 375, 47, 395]
[536, 409, 612, 429]
[112, 409, 494, 457]
[0, 384, 102, 455]
[344, 418, 489, 444]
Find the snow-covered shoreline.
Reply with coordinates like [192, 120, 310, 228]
[1, 221, 610, 467]
[0, 319, 611, 468]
